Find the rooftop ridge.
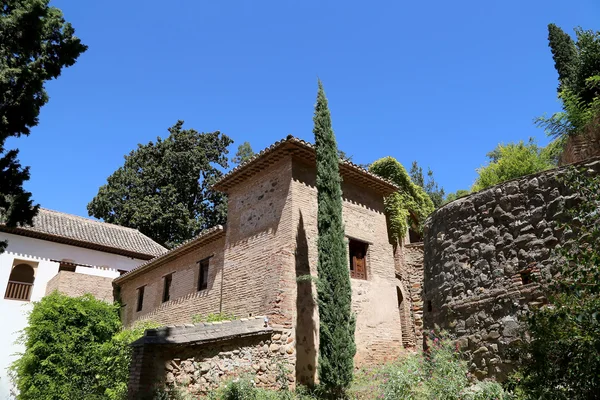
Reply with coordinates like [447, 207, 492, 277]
[38, 208, 148, 234]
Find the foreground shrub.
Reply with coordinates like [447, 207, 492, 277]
[10, 292, 121, 400]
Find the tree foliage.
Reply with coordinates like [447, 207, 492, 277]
[443, 189, 470, 205]
[472, 139, 555, 192]
[0, 0, 87, 251]
[370, 157, 434, 243]
[313, 80, 355, 397]
[231, 141, 255, 165]
[10, 292, 121, 400]
[410, 161, 446, 208]
[88, 121, 232, 248]
[514, 167, 600, 399]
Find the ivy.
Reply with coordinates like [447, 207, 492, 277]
[369, 157, 435, 243]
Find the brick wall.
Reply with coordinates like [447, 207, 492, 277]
[120, 235, 226, 326]
[45, 271, 114, 302]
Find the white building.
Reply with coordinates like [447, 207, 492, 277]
[0, 208, 166, 399]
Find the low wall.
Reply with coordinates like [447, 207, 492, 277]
[128, 317, 295, 399]
[423, 158, 600, 380]
[45, 270, 115, 302]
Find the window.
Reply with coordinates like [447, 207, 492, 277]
[162, 274, 172, 303]
[520, 270, 531, 285]
[349, 239, 368, 280]
[136, 286, 145, 312]
[5, 263, 35, 301]
[198, 259, 209, 291]
[59, 261, 76, 272]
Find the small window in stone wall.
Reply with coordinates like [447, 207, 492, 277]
[136, 286, 145, 312]
[427, 300, 433, 312]
[520, 270, 531, 285]
[198, 258, 209, 291]
[162, 274, 172, 303]
[349, 239, 368, 280]
[59, 261, 76, 273]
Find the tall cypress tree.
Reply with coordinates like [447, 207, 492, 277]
[313, 80, 356, 397]
[547, 23, 578, 93]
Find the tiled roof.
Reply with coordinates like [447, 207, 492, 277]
[114, 225, 225, 283]
[0, 208, 167, 259]
[213, 135, 399, 195]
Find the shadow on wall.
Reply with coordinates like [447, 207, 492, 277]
[295, 212, 317, 386]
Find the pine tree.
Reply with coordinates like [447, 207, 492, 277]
[547, 24, 578, 93]
[313, 80, 356, 397]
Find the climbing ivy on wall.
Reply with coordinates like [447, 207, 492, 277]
[369, 157, 435, 243]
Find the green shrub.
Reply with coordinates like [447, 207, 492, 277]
[10, 292, 121, 400]
[191, 312, 236, 323]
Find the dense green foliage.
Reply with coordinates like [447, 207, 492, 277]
[0, 0, 87, 251]
[10, 292, 158, 400]
[513, 167, 600, 399]
[191, 312, 236, 323]
[313, 80, 356, 397]
[472, 139, 555, 192]
[232, 141, 255, 165]
[410, 161, 446, 208]
[547, 23, 579, 93]
[88, 121, 232, 248]
[444, 189, 470, 204]
[370, 157, 435, 242]
[11, 292, 121, 400]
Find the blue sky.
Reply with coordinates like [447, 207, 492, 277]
[7, 0, 599, 218]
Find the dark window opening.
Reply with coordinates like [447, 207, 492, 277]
[136, 286, 145, 312]
[409, 229, 422, 243]
[162, 274, 172, 303]
[349, 239, 368, 280]
[427, 300, 433, 312]
[59, 261, 76, 273]
[5, 263, 35, 301]
[198, 259, 209, 291]
[520, 271, 531, 285]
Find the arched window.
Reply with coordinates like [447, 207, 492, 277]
[5, 263, 35, 301]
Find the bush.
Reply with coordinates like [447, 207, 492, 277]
[10, 292, 121, 400]
[191, 312, 236, 323]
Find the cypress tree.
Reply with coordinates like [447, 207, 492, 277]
[313, 80, 356, 397]
[548, 23, 578, 92]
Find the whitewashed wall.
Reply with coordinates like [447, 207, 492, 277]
[0, 232, 148, 400]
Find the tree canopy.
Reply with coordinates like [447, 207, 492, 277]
[370, 157, 434, 243]
[88, 121, 232, 248]
[0, 0, 87, 251]
[471, 139, 555, 192]
[231, 141, 255, 165]
[314, 80, 355, 397]
[410, 161, 445, 208]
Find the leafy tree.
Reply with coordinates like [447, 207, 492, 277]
[443, 189, 470, 204]
[0, 0, 87, 251]
[472, 139, 555, 192]
[410, 161, 445, 209]
[514, 167, 600, 399]
[548, 23, 579, 93]
[370, 158, 434, 243]
[231, 141, 255, 165]
[313, 80, 355, 397]
[10, 292, 121, 400]
[88, 121, 232, 248]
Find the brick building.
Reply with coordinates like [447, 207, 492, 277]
[115, 136, 423, 387]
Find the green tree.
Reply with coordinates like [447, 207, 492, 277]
[443, 189, 470, 204]
[410, 161, 445, 209]
[10, 292, 121, 400]
[88, 121, 232, 248]
[313, 80, 355, 397]
[231, 141, 255, 165]
[0, 0, 87, 251]
[514, 167, 600, 399]
[472, 139, 555, 192]
[548, 23, 579, 92]
[370, 158, 434, 242]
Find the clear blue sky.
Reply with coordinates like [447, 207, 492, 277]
[7, 0, 599, 218]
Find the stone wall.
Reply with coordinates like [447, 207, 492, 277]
[128, 317, 294, 399]
[396, 243, 424, 348]
[45, 270, 114, 302]
[423, 159, 600, 380]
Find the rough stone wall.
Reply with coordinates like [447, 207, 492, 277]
[128, 317, 294, 399]
[395, 243, 424, 348]
[45, 270, 114, 302]
[120, 235, 226, 327]
[289, 158, 403, 384]
[423, 160, 600, 380]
